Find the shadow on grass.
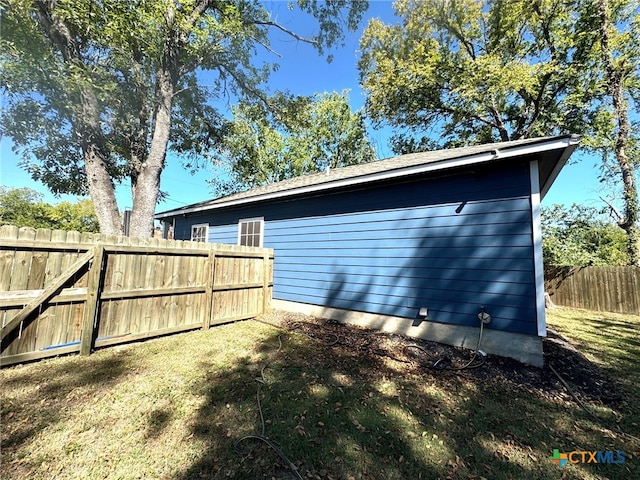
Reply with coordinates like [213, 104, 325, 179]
[172, 316, 637, 480]
[1, 350, 133, 455]
[548, 310, 640, 393]
[2, 312, 636, 479]
[173, 326, 443, 479]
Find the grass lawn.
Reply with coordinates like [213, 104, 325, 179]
[1, 307, 639, 479]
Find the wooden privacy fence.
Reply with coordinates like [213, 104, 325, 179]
[0, 225, 274, 367]
[545, 265, 640, 316]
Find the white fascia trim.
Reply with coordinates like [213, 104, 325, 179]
[529, 160, 546, 337]
[156, 136, 577, 219]
[540, 138, 580, 199]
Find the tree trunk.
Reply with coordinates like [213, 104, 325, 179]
[544, 292, 556, 309]
[79, 88, 123, 236]
[597, 0, 640, 265]
[128, 53, 177, 238]
[83, 144, 123, 235]
[621, 173, 639, 265]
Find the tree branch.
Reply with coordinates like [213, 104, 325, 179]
[448, 24, 476, 60]
[600, 195, 625, 224]
[253, 36, 283, 58]
[209, 60, 271, 109]
[186, 0, 217, 28]
[434, 102, 499, 133]
[251, 20, 318, 46]
[532, 2, 557, 60]
[489, 98, 510, 141]
[33, 0, 80, 63]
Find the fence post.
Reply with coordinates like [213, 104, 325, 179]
[262, 251, 270, 313]
[80, 245, 104, 355]
[203, 250, 216, 330]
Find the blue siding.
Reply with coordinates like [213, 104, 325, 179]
[208, 224, 236, 244]
[173, 162, 538, 335]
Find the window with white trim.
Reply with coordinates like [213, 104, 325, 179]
[191, 224, 209, 243]
[238, 217, 263, 247]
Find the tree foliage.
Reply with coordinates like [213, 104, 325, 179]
[580, 0, 640, 265]
[0, 186, 100, 232]
[214, 90, 376, 195]
[1, 0, 368, 236]
[358, 0, 591, 147]
[541, 203, 630, 266]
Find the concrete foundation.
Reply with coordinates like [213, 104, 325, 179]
[272, 299, 544, 368]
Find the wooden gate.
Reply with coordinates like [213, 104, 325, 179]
[0, 226, 274, 366]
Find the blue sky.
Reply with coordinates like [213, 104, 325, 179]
[0, 0, 632, 215]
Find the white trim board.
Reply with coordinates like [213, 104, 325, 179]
[529, 160, 546, 337]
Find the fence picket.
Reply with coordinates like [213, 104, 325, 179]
[47, 230, 70, 348]
[545, 265, 640, 315]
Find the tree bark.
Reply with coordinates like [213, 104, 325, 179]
[128, 67, 173, 238]
[544, 292, 556, 309]
[128, 17, 181, 238]
[597, 0, 640, 266]
[81, 127, 123, 236]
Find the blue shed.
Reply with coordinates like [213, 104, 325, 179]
[156, 135, 579, 366]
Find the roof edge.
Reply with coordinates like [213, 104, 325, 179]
[156, 135, 579, 219]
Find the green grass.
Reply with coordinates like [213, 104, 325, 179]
[1, 307, 639, 479]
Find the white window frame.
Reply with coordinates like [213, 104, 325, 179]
[190, 223, 209, 243]
[237, 217, 264, 247]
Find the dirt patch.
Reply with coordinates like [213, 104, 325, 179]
[543, 328, 624, 404]
[263, 310, 624, 408]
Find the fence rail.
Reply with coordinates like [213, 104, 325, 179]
[0, 225, 274, 366]
[545, 265, 640, 316]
